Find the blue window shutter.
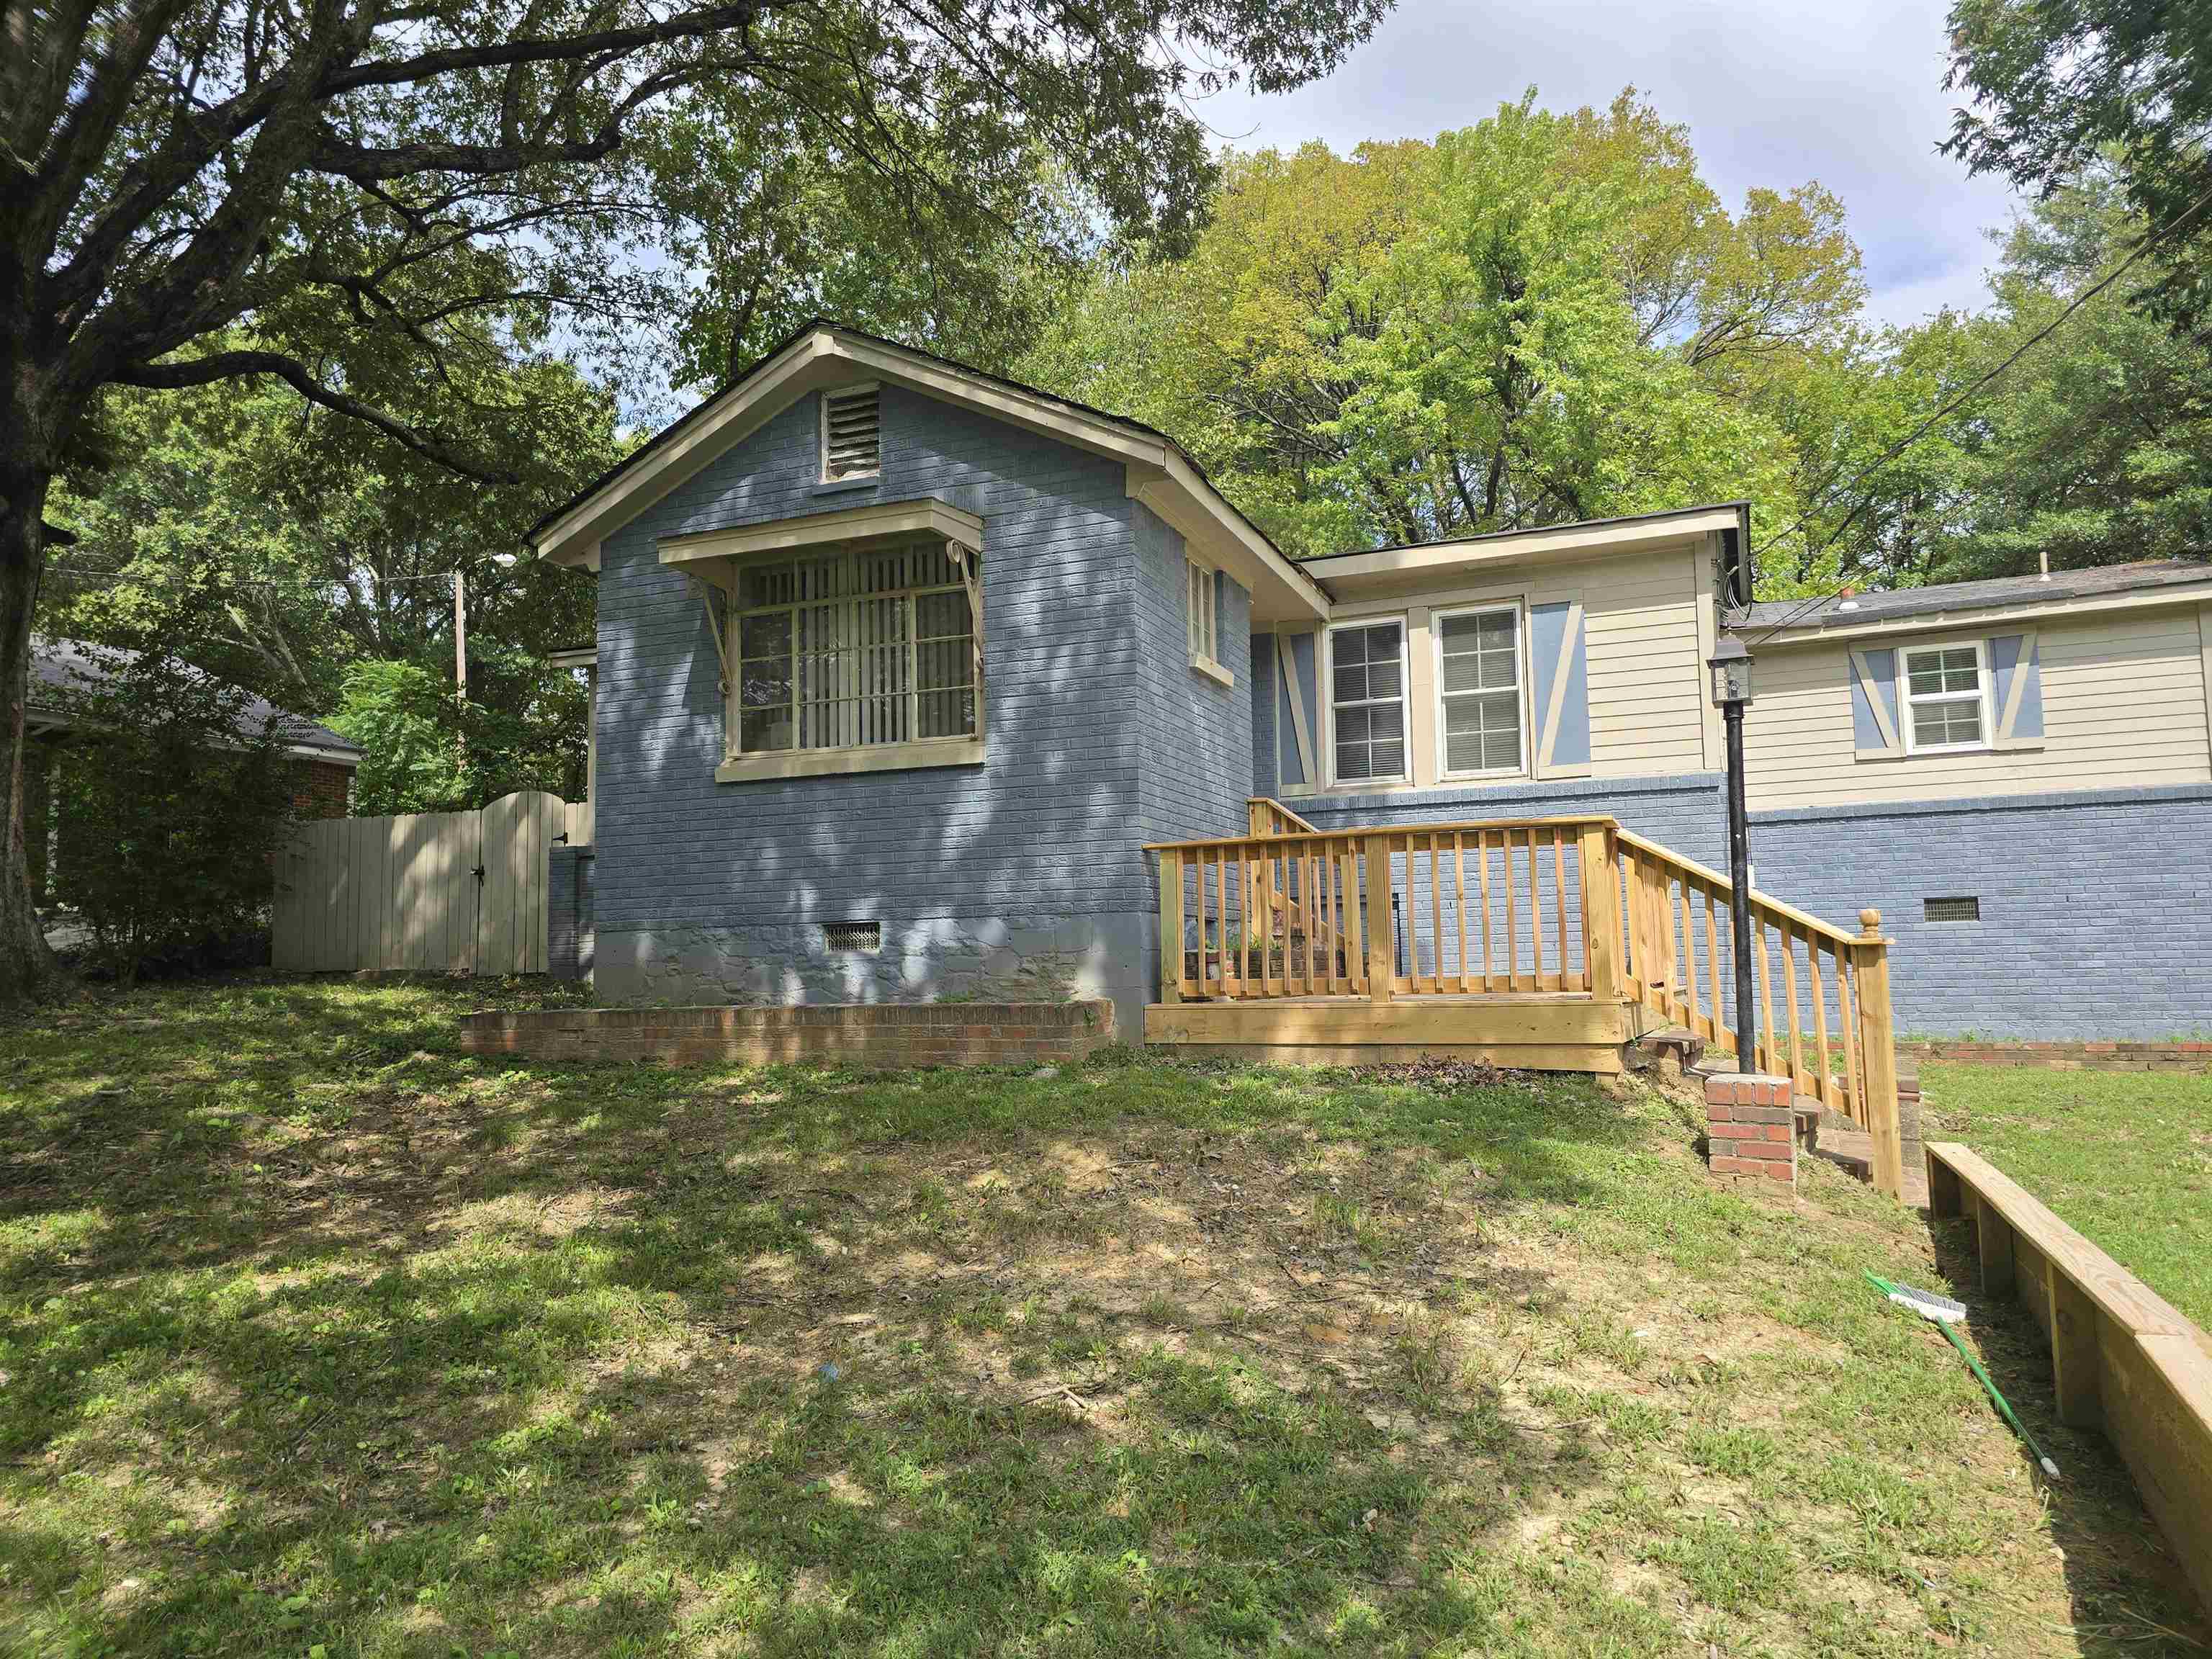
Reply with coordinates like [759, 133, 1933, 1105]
[1990, 630, 2044, 747]
[1531, 601, 1590, 773]
[1851, 647, 1903, 758]
[1277, 629, 1318, 788]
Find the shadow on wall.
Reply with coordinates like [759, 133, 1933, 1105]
[598, 429, 1173, 1023]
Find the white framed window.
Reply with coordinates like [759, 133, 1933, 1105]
[1434, 603, 1524, 776]
[731, 539, 978, 761]
[1327, 618, 1408, 784]
[819, 384, 881, 483]
[1187, 558, 1229, 682]
[1899, 639, 1990, 753]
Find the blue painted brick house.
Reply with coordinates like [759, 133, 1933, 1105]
[534, 323, 2212, 1040]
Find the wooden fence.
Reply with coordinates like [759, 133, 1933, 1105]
[271, 791, 586, 975]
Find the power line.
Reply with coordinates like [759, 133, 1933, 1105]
[1736, 177, 2212, 647]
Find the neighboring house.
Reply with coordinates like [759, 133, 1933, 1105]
[532, 321, 2212, 1039]
[23, 636, 361, 905]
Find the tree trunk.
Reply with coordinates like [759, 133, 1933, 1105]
[0, 456, 60, 1003]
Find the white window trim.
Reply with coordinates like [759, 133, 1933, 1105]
[1187, 556, 1231, 683]
[818, 381, 882, 485]
[1898, 634, 1994, 755]
[1323, 616, 1412, 788]
[717, 537, 984, 784]
[1431, 601, 1529, 781]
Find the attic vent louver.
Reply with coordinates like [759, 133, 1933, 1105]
[822, 385, 881, 482]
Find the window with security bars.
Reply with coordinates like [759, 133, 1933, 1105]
[1437, 606, 1523, 774]
[732, 541, 978, 756]
[1902, 642, 1987, 752]
[821, 385, 881, 482]
[1329, 619, 1407, 783]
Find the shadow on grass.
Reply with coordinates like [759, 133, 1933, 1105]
[0, 979, 1661, 1656]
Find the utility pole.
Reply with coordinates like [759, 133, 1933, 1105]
[453, 569, 467, 768]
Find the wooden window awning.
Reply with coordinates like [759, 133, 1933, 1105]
[657, 497, 986, 584]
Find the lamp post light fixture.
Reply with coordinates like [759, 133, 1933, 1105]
[1707, 632, 1758, 1072]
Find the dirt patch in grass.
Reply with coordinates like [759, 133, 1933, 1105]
[0, 977, 2203, 1656]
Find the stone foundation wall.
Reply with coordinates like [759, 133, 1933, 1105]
[459, 999, 1115, 1067]
[595, 912, 1152, 1039]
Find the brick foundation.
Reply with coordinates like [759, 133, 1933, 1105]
[1704, 1072, 1797, 1188]
[1904, 1039, 2212, 1072]
[457, 1000, 1115, 1067]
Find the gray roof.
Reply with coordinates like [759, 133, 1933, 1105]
[1740, 559, 2212, 634]
[29, 637, 361, 760]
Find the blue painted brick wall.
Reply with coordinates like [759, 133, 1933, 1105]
[1753, 786, 2212, 1040]
[592, 382, 1259, 1023]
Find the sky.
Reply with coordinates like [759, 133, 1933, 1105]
[1218, 0, 2023, 330]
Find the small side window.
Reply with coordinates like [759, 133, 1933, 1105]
[1900, 641, 1990, 753]
[1187, 559, 1228, 683]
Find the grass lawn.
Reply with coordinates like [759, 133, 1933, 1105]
[1921, 1063, 2212, 1331]
[1, 980, 2205, 1658]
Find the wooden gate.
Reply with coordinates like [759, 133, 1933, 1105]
[271, 791, 568, 975]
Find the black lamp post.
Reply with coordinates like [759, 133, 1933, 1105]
[1708, 632, 1757, 1071]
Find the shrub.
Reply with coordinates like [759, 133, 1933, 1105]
[48, 639, 299, 984]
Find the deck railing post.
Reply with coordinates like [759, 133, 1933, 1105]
[1578, 822, 1622, 1000]
[1364, 833, 1395, 1003]
[1157, 849, 1183, 1004]
[1853, 908, 1904, 1197]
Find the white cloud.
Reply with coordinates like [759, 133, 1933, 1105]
[1213, 0, 2026, 327]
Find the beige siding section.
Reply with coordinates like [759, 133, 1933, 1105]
[1580, 543, 1708, 779]
[1743, 608, 2212, 811]
[1313, 537, 1711, 796]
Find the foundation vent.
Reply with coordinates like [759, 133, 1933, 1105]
[823, 920, 882, 953]
[1923, 896, 1981, 924]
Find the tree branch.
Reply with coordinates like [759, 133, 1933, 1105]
[114, 350, 516, 481]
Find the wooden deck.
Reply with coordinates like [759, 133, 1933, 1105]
[1141, 799, 1909, 1195]
[1143, 990, 1655, 1071]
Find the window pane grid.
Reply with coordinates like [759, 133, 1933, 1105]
[1903, 644, 1985, 750]
[1331, 621, 1407, 782]
[1438, 608, 1522, 773]
[733, 541, 978, 757]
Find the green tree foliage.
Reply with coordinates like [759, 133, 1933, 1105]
[333, 653, 588, 815]
[1856, 170, 2212, 584]
[0, 0, 1388, 1000]
[1019, 94, 1869, 579]
[42, 344, 615, 719]
[1945, 0, 2212, 328]
[45, 634, 298, 985]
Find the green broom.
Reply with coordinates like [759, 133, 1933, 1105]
[1865, 1270, 2060, 1480]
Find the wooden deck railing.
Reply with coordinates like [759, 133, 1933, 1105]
[1146, 804, 1904, 1197]
[1614, 827, 1902, 1194]
[1145, 814, 1622, 1004]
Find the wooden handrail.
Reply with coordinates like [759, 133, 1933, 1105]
[1144, 814, 1619, 853]
[1612, 825, 1858, 948]
[1613, 828, 1902, 1196]
[1246, 796, 1321, 837]
[1154, 818, 1613, 1007]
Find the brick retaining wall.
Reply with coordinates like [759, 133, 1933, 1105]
[458, 1001, 1115, 1067]
[1907, 1040, 2212, 1071]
